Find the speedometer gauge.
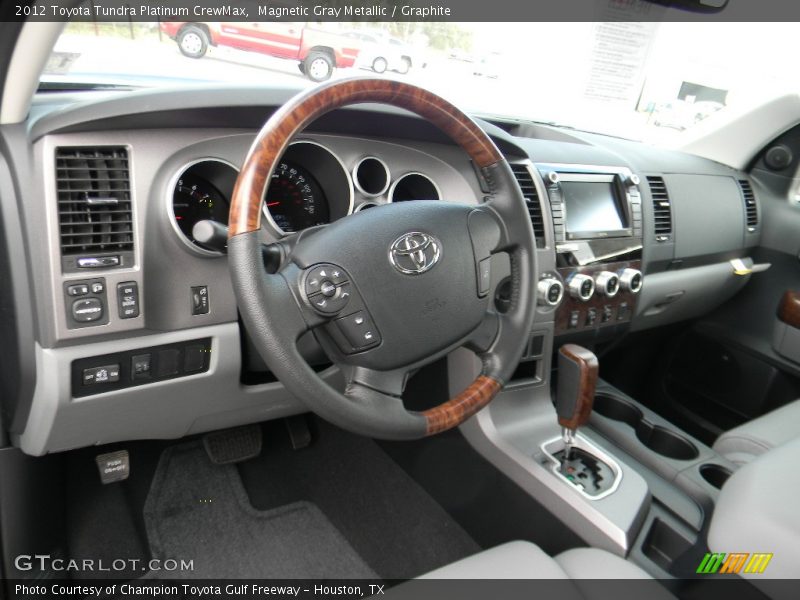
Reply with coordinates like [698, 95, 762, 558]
[265, 161, 329, 232]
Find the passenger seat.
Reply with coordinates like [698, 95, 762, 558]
[416, 541, 675, 598]
[713, 400, 800, 466]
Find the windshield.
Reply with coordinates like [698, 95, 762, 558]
[43, 20, 800, 145]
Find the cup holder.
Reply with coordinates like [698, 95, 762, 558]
[699, 464, 732, 489]
[594, 394, 700, 461]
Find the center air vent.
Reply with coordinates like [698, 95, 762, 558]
[511, 163, 545, 248]
[647, 176, 672, 242]
[55, 146, 133, 258]
[738, 179, 758, 232]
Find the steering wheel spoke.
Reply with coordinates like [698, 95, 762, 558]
[465, 310, 501, 355]
[346, 365, 410, 399]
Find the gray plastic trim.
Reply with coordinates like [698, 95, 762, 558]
[15, 323, 338, 456]
[774, 320, 800, 363]
[459, 375, 650, 556]
[591, 380, 736, 510]
[632, 260, 751, 331]
[37, 134, 145, 343]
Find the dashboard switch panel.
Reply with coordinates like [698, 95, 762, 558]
[555, 260, 641, 335]
[72, 298, 104, 323]
[117, 281, 140, 319]
[82, 364, 120, 386]
[72, 338, 212, 398]
[191, 285, 209, 315]
[67, 284, 89, 296]
[131, 354, 152, 381]
[64, 278, 109, 329]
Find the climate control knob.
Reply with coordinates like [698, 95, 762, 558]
[537, 277, 564, 307]
[568, 274, 595, 302]
[619, 268, 644, 294]
[595, 271, 620, 298]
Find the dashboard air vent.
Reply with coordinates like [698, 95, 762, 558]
[647, 176, 672, 242]
[511, 163, 545, 248]
[55, 146, 133, 256]
[738, 179, 758, 231]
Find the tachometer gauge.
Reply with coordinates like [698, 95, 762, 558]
[265, 161, 329, 232]
[172, 173, 229, 247]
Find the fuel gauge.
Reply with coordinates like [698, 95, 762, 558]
[172, 173, 229, 249]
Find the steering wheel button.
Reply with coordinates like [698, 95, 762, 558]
[306, 264, 349, 297]
[320, 281, 336, 297]
[336, 311, 381, 349]
[306, 277, 322, 294]
[310, 282, 352, 314]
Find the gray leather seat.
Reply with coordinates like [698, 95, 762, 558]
[713, 399, 800, 466]
[418, 541, 675, 598]
[709, 437, 800, 581]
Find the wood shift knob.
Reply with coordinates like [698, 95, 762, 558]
[556, 344, 599, 431]
[778, 291, 800, 328]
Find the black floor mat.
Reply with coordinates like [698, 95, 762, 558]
[144, 442, 376, 579]
[237, 420, 481, 579]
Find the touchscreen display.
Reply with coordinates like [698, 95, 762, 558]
[562, 181, 626, 233]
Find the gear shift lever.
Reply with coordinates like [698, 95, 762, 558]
[556, 344, 599, 458]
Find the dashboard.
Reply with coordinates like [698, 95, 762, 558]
[0, 85, 763, 455]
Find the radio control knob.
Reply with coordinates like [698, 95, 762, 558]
[595, 271, 620, 298]
[619, 268, 643, 294]
[568, 274, 595, 302]
[537, 277, 564, 307]
[628, 173, 641, 187]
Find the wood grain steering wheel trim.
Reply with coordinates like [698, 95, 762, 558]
[422, 375, 503, 435]
[228, 77, 504, 237]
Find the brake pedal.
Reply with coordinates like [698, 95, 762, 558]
[203, 424, 262, 465]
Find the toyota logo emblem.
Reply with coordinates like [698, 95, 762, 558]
[389, 232, 442, 275]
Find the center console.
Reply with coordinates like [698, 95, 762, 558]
[456, 162, 737, 578]
[535, 164, 644, 336]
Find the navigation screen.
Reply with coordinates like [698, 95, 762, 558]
[562, 181, 626, 233]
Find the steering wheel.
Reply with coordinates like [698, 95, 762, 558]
[228, 78, 536, 440]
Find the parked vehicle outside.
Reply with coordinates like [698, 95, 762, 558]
[159, 21, 360, 82]
[346, 30, 424, 75]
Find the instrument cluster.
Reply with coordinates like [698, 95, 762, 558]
[168, 140, 441, 255]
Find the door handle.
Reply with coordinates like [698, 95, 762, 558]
[730, 258, 771, 276]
